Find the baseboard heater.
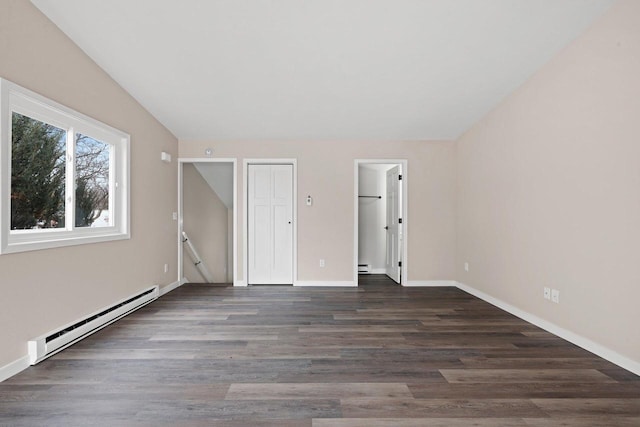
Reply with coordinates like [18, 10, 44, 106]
[28, 285, 159, 365]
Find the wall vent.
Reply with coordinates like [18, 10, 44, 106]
[28, 285, 159, 365]
[358, 264, 371, 274]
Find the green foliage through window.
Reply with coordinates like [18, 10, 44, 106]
[11, 112, 66, 230]
[11, 114, 112, 230]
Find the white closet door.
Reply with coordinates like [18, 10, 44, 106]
[248, 164, 293, 284]
[385, 165, 402, 283]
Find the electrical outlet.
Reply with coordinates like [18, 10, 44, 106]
[551, 289, 560, 304]
[172, 212, 178, 220]
[543, 287, 551, 300]
[319, 259, 325, 268]
[164, 263, 169, 274]
[464, 262, 469, 272]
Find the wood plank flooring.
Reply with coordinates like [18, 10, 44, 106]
[1, 275, 638, 426]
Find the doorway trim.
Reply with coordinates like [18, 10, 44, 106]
[178, 157, 238, 286]
[354, 159, 408, 286]
[243, 158, 298, 286]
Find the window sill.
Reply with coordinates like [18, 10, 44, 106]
[1, 230, 130, 254]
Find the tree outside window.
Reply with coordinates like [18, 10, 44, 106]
[11, 112, 66, 230]
[11, 113, 111, 230]
[75, 133, 110, 228]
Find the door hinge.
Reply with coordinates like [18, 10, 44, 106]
[398, 175, 402, 181]
[398, 218, 402, 224]
[398, 261, 402, 267]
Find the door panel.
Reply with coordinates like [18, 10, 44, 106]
[272, 204, 292, 281]
[273, 168, 290, 199]
[251, 204, 270, 279]
[385, 166, 402, 283]
[248, 164, 293, 284]
[254, 168, 271, 198]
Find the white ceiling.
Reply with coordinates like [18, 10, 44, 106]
[31, 0, 614, 142]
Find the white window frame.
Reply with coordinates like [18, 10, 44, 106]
[0, 78, 130, 254]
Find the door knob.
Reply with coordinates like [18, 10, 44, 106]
[384, 226, 388, 230]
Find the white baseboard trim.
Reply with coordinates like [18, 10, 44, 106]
[0, 355, 30, 383]
[456, 281, 640, 376]
[234, 280, 248, 287]
[295, 281, 357, 287]
[404, 280, 457, 287]
[159, 279, 186, 296]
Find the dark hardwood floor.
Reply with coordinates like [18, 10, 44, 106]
[1, 275, 639, 426]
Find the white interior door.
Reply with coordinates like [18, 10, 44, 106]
[385, 165, 402, 283]
[248, 164, 293, 284]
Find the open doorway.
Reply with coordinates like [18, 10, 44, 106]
[179, 159, 237, 285]
[354, 160, 407, 286]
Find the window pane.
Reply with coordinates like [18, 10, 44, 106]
[75, 133, 110, 228]
[11, 112, 66, 230]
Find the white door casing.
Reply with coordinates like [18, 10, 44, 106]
[178, 158, 238, 287]
[353, 159, 407, 286]
[385, 165, 402, 283]
[248, 164, 293, 284]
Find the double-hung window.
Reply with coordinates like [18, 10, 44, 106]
[0, 79, 130, 253]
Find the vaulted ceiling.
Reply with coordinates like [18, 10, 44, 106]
[31, 0, 614, 141]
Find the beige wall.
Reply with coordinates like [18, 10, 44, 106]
[179, 140, 456, 284]
[0, 0, 178, 368]
[182, 164, 229, 283]
[457, 0, 640, 363]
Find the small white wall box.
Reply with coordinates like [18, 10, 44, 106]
[161, 152, 172, 163]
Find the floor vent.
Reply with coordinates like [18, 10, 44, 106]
[28, 285, 159, 365]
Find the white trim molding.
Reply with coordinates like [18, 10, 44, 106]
[1, 78, 130, 254]
[243, 158, 298, 287]
[178, 157, 238, 287]
[457, 281, 640, 377]
[403, 280, 457, 287]
[0, 355, 30, 383]
[294, 281, 357, 287]
[353, 159, 409, 287]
